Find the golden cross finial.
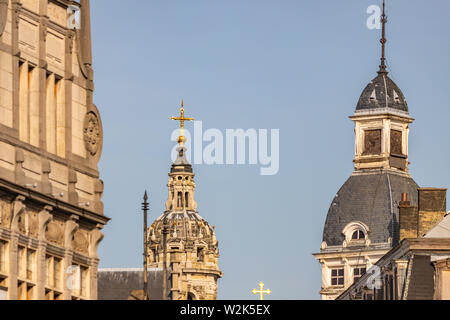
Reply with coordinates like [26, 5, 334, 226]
[251, 282, 271, 300]
[171, 100, 194, 145]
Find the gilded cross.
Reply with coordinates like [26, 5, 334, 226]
[251, 282, 271, 300]
[171, 100, 194, 144]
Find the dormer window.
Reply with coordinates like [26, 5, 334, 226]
[393, 90, 401, 103]
[342, 222, 370, 247]
[369, 89, 376, 101]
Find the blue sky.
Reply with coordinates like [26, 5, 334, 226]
[91, 0, 450, 299]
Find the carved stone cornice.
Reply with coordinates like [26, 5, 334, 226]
[0, 177, 109, 226]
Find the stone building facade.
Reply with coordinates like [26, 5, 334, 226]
[0, 0, 109, 300]
[147, 112, 223, 300]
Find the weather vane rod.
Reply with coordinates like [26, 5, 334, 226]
[142, 191, 149, 300]
[378, 0, 388, 74]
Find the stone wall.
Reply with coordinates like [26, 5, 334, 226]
[0, 0, 109, 300]
[0, 192, 107, 300]
[0, 0, 104, 216]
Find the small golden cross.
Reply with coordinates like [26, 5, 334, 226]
[171, 100, 194, 144]
[251, 282, 271, 300]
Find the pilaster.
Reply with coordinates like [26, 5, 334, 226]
[35, 205, 52, 300]
[11, 0, 20, 135]
[88, 226, 103, 300]
[7, 195, 25, 299]
[63, 216, 78, 300]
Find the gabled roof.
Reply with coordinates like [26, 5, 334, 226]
[425, 212, 450, 238]
[98, 268, 166, 300]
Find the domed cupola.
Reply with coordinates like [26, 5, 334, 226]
[356, 73, 408, 113]
[147, 102, 222, 300]
[355, 0, 408, 115]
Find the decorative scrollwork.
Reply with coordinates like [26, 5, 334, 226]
[83, 111, 101, 156]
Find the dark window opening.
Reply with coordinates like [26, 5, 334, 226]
[352, 230, 365, 240]
[363, 129, 382, 156]
[331, 268, 344, 286]
[353, 267, 367, 283]
[197, 247, 204, 262]
[177, 192, 183, 208]
[390, 130, 403, 155]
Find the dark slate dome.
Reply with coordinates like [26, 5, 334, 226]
[322, 172, 419, 247]
[356, 73, 408, 113]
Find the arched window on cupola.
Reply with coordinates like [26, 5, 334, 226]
[197, 247, 205, 262]
[177, 192, 183, 208]
[342, 222, 370, 247]
[185, 192, 189, 208]
[352, 230, 365, 240]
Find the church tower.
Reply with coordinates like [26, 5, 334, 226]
[314, 1, 419, 300]
[0, 0, 108, 300]
[147, 103, 222, 300]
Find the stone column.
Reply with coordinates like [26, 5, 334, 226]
[11, 0, 20, 135]
[37, 1, 48, 150]
[88, 226, 103, 300]
[171, 262, 180, 300]
[68, 170, 78, 205]
[14, 149, 25, 186]
[64, 29, 74, 158]
[8, 195, 25, 299]
[93, 180, 104, 215]
[41, 160, 52, 196]
[342, 258, 350, 288]
[320, 260, 328, 293]
[7, 233, 18, 300]
[395, 260, 408, 300]
[432, 258, 450, 300]
[382, 118, 390, 156]
[35, 206, 52, 300]
[63, 216, 78, 300]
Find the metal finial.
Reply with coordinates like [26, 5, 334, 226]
[171, 101, 194, 145]
[378, 0, 388, 75]
[142, 191, 149, 211]
[142, 190, 150, 300]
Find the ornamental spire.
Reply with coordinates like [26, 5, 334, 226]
[378, 0, 388, 75]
